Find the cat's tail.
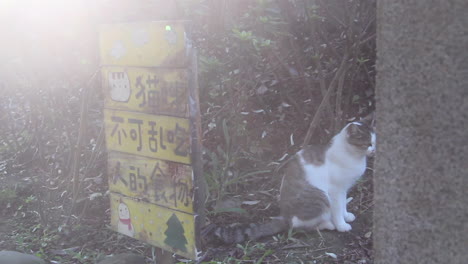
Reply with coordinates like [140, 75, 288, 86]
[205, 218, 288, 244]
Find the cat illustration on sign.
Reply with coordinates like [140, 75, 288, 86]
[108, 72, 131, 102]
[117, 201, 135, 237]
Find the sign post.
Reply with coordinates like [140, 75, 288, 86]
[99, 21, 204, 261]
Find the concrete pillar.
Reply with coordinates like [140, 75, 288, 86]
[374, 1, 468, 263]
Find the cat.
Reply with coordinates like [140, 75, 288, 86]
[209, 114, 375, 244]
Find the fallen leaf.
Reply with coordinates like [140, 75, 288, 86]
[278, 153, 288, 161]
[256, 84, 268, 95]
[242, 200, 261, 205]
[89, 192, 103, 200]
[260, 203, 271, 210]
[365, 231, 372, 238]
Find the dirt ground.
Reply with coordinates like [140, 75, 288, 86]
[200, 169, 374, 263]
[0, 167, 374, 264]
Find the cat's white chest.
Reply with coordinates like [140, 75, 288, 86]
[328, 157, 366, 188]
[297, 151, 330, 192]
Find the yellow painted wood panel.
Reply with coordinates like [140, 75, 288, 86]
[110, 193, 197, 259]
[108, 152, 194, 213]
[102, 67, 188, 117]
[99, 21, 187, 67]
[104, 109, 191, 164]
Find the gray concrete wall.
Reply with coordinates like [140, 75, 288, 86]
[375, 1, 468, 263]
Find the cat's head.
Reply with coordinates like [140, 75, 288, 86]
[345, 113, 376, 155]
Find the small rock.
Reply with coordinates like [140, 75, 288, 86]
[0, 251, 45, 264]
[97, 253, 145, 264]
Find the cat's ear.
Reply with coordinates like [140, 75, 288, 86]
[360, 112, 375, 126]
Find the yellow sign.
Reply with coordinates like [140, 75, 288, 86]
[108, 152, 194, 213]
[102, 67, 188, 117]
[104, 109, 191, 164]
[110, 193, 196, 259]
[99, 21, 187, 67]
[100, 21, 204, 260]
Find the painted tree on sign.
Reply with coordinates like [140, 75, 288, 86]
[164, 213, 187, 252]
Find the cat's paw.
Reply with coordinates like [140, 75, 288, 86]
[335, 222, 352, 232]
[344, 212, 356, 222]
[317, 221, 335, 231]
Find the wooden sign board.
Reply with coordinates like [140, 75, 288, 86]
[102, 67, 188, 117]
[110, 193, 197, 258]
[99, 21, 188, 67]
[108, 152, 194, 214]
[99, 21, 204, 260]
[103, 109, 191, 164]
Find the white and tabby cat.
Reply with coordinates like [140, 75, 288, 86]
[210, 115, 375, 244]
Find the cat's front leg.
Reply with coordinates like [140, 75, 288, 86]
[344, 212, 356, 222]
[344, 198, 356, 222]
[329, 189, 351, 232]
